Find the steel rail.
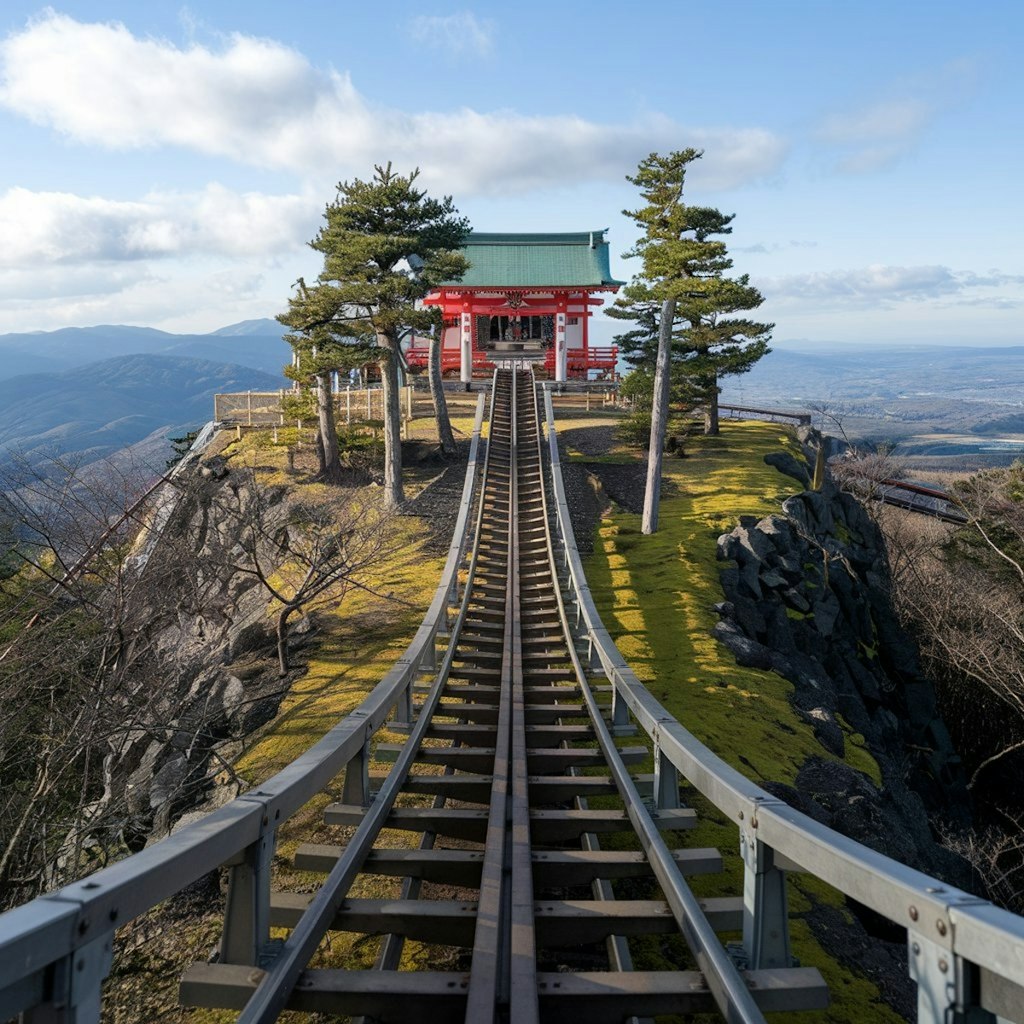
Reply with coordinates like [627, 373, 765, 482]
[234, 381, 502, 1024]
[541, 384, 1024, 1022]
[463, 369, 540, 1022]
[0, 397, 487, 1022]
[531, 383, 770, 1023]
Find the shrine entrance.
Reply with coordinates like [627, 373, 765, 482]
[413, 231, 624, 382]
[479, 313, 555, 358]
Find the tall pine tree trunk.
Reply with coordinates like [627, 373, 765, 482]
[316, 371, 343, 481]
[642, 298, 676, 535]
[378, 336, 404, 508]
[703, 371, 720, 436]
[429, 329, 457, 457]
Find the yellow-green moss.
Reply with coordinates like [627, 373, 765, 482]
[583, 418, 901, 1024]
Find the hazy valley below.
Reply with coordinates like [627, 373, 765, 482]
[720, 341, 1024, 471]
[0, 319, 288, 477]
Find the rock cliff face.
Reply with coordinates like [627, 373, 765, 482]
[92, 453, 301, 848]
[712, 443, 980, 1016]
[714, 451, 971, 883]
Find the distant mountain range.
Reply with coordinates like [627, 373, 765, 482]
[3, 319, 1023, 480]
[0, 320, 288, 476]
[0, 318, 288, 382]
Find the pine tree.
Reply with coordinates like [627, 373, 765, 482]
[279, 164, 469, 506]
[610, 150, 772, 438]
[281, 278, 375, 481]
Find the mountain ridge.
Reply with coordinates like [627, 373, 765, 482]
[0, 353, 283, 475]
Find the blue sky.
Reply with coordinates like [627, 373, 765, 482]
[0, 1, 1021, 345]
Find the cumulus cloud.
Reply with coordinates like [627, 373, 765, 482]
[762, 264, 1024, 306]
[0, 185, 318, 266]
[0, 12, 786, 194]
[409, 12, 495, 55]
[0, 257, 280, 334]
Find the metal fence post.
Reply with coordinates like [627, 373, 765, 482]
[611, 679, 631, 734]
[908, 932, 997, 1023]
[220, 802, 276, 966]
[653, 735, 681, 809]
[740, 802, 791, 970]
[25, 929, 114, 1023]
[341, 721, 373, 808]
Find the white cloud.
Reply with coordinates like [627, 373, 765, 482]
[0, 12, 786, 194]
[0, 256, 284, 334]
[0, 185, 318, 266]
[816, 98, 934, 174]
[819, 98, 931, 145]
[761, 264, 1024, 307]
[815, 57, 980, 176]
[409, 12, 495, 55]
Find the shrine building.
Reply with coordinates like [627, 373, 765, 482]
[406, 230, 623, 382]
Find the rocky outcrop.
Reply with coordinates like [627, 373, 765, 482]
[714, 471, 971, 881]
[76, 451, 310, 853]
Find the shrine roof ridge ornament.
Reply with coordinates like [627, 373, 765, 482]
[439, 229, 625, 290]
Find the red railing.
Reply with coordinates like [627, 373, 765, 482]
[544, 346, 618, 375]
[406, 342, 618, 378]
[405, 343, 492, 373]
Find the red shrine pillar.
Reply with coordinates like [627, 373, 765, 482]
[460, 301, 473, 384]
[555, 294, 568, 383]
[582, 296, 590, 376]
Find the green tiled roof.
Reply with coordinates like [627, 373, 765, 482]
[445, 230, 624, 288]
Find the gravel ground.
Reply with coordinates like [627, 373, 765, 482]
[401, 439, 475, 552]
[402, 421, 645, 557]
[554, 422, 647, 554]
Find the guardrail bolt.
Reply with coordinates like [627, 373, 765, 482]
[912, 942, 921, 955]
[909, 906, 919, 921]
[938, 958, 949, 973]
[936, 920, 947, 936]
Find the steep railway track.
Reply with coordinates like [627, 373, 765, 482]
[181, 369, 826, 1022]
[8, 370, 1024, 1024]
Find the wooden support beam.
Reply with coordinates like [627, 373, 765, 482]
[179, 965, 828, 1020]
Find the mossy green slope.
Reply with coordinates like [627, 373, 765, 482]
[580, 419, 902, 1024]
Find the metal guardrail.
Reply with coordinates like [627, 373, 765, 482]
[541, 385, 1024, 1024]
[718, 404, 812, 426]
[0, 395, 488, 1022]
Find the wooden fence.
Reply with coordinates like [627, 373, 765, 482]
[214, 387, 484, 439]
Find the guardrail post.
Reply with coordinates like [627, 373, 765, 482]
[653, 734, 681, 809]
[740, 802, 791, 970]
[394, 680, 413, 729]
[420, 631, 437, 672]
[610, 679, 631, 734]
[26, 929, 114, 1023]
[220, 798, 276, 966]
[908, 925, 996, 1023]
[342, 721, 373, 808]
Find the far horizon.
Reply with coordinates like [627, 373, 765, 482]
[0, 5, 1021, 347]
[1, 317, 1020, 352]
